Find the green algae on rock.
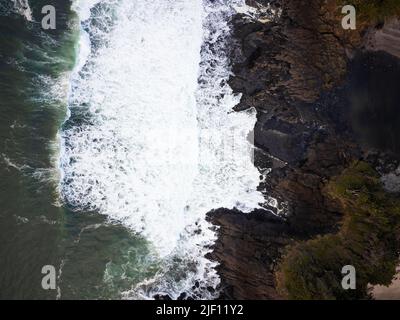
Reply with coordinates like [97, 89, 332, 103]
[349, 0, 400, 23]
[276, 162, 400, 300]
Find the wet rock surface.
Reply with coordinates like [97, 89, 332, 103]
[207, 208, 295, 299]
[208, 0, 400, 299]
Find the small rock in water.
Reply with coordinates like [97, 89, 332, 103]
[207, 286, 215, 293]
[177, 292, 187, 300]
[153, 294, 172, 300]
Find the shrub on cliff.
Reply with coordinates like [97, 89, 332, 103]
[350, 0, 400, 23]
[276, 161, 400, 300]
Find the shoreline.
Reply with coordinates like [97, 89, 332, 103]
[209, 0, 400, 300]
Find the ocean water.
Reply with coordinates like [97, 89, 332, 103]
[0, 0, 263, 299]
[0, 0, 77, 299]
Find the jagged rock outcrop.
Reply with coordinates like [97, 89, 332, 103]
[207, 208, 295, 299]
[209, 0, 400, 299]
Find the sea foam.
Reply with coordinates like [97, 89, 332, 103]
[62, 0, 263, 299]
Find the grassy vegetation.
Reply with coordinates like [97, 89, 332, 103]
[276, 162, 400, 300]
[348, 0, 400, 23]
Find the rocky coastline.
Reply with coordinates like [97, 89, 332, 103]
[208, 0, 400, 300]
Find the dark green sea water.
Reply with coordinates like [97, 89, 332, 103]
[0, 0, 157, 300]
[0, 0, 262, 300]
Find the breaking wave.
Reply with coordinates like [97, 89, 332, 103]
[60, 0, 263, 299]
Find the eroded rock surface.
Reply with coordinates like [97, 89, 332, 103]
[209, 0, 400, 299]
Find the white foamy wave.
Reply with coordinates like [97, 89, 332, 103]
[234, 1, 282, 23]
[62, 0, 263, 299]
[72, 0, 103, 21]
[63, 0, 203, 255]
[123, 0, 264, 299]
[11, 0, 32, 21]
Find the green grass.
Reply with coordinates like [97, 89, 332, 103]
[349, 0, 400, 23]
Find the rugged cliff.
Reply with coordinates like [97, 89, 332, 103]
[209, 0, 400, 300]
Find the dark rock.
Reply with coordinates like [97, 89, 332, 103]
[207, 208, 295, 299]
[177, 292, 187, 300]
[207, 0, 374, 300]
[154, 294, 172, 300]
